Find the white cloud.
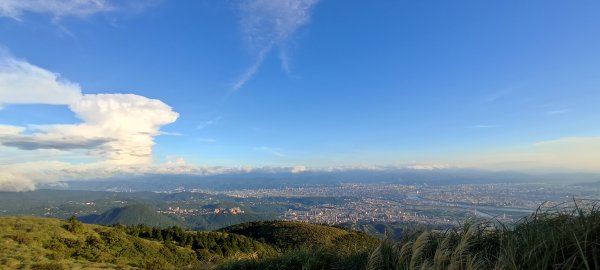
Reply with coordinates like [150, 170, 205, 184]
[291, 165, 306, 173]
[0, 0, 112, 20]
[0, 161, 311, 191]
[234, 0, 319, 90]
[0, 161, 75, 191]
[1, 93, 179, 165]
[0, 171, 35, 192]
[0, 53, 180, 191]
[0, 125, 24, 135]
[0, 52, 82, 105]
[406, 164, 452, 170]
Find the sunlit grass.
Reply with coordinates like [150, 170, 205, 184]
[0, 216, 196, 269]
[218, 200, 600, 270]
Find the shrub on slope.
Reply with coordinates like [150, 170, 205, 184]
[0, 216, 196, 269]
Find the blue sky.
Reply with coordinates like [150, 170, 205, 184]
[0, 0, 600, 190]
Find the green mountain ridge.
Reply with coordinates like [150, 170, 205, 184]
[79, 204, 182, 227]
[3, 204, 599, 270]
[220, 220, 379, 251]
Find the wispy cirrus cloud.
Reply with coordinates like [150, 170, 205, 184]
[0, 0, 112, 20]
[233, 0, 320, 91]
[254, 146, 285, 157]
[196, 138, 216, 143]
[546, 109, 570, 115]
[196, 117, 221, 129]
[470, 125, 497, 129]
[0, 0, 160, 21]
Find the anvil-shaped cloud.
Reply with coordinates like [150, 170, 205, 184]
[0, 52, 179, 166]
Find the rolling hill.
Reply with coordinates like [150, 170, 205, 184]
[4, 207, 598, 270]
[220, 220, 379, 251]
[79, 204, 181, 227]
[0, 216, 196, 269]
[0, 216, 280, 269]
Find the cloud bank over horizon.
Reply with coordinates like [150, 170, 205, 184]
[1, 51, 599, 192]
[0, 0, 599, 192]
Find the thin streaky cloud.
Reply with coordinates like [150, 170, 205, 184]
[0, 0, 160, 21]
[546, 109, 570, 115]
[233, 0, 319, 91]
[471, 125, 497, 129]
[0, 0, 113, 20]
[196, 116, 222, 129]
[233, 46, 271, 91]
[196, 138, 216, 143]
[254, 146, 285, 157]
[485, 88, 512, 102]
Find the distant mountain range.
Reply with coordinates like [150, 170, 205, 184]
[44, 169, 600, 192]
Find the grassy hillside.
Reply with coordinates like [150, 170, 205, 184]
[120, 224, 278, 262]
[219, 203, 600, 270]
[220, 220, 379, 251]
[0, 216, 281, 269]
[0, 216, 196, 269]
[5, 203, 597, 270]
[79, 204, 181, 227]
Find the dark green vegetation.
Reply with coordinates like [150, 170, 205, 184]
[343, 221, 447, 241]
[0, 216, 376, 269]
[184, 212, 268, 231]
[221, 221, 379, 251]
[0, 189, 265, 231]
[79, 204, 181, 227]
[3, 200, 600, 269]
[218, 203, 600, 270]
[0, 189, 322, 230]
[120, 224, 277, 262]
[0, 216, 196, 269]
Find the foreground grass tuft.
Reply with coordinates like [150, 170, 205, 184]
[217, 200, 600, 270]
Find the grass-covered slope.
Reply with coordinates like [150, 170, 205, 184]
[6, 203, 598, 270]
[220, 220, 379, 251]
[365, 204, 600, 270]
[0, 216, 196, 269]
[120, 224, 278, 262]
[219, 203, 600, 270]
[79, 204, 181, 227]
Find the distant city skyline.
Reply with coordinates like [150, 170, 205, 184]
[1, 0, 599, 190]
